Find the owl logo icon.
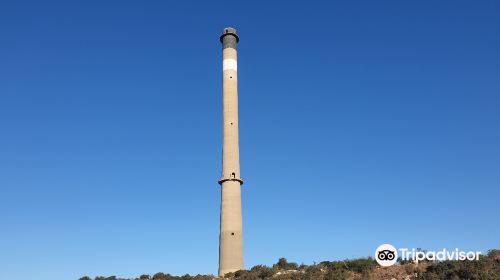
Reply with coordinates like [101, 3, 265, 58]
[377, 249, 395, 261]
[375, 244, 398, 266]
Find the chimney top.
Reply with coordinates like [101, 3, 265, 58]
[220, 27, 239, 43]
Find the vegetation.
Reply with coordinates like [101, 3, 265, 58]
[80, 249, 499, 280]
[422, 249, 500, 280]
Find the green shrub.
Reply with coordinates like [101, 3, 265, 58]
[273, 258, 299, 270]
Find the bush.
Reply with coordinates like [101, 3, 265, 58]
[273, 258, 299, 270]
[250, 265, 275, 278]
[343, 258, 377, 273]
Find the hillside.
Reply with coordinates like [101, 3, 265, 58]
[80, 249, 500, 280]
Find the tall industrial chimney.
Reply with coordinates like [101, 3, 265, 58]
[218, 27, 244, 276]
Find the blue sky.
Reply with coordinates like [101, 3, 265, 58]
[0, 1, 499, 279]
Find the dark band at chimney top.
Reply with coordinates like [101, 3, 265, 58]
[220, 27, 239, 49]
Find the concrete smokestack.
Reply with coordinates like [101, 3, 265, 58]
[218, 27, 244, 276]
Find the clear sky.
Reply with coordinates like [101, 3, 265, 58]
[0, 1, 499, 279]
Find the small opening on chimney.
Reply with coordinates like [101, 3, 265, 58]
[230, 122, 233, 125]
[230, 76, 232, 79]
[231, 232, 235, 236]
[231, 172, 235, 179]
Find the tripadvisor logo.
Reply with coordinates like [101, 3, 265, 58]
[375, 244, 482, 267]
